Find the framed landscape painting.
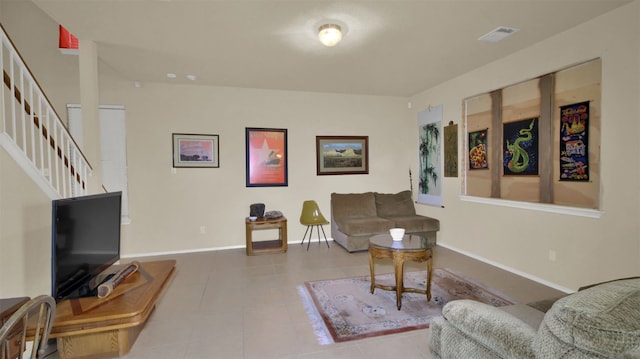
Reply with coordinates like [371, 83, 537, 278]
[172, 133, 219, 168]
[316, 136, 369, 175]
[245, 128, 288, 187]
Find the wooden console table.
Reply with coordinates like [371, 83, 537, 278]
[245, 216, 287, 255]
[49, 260, 175, 359]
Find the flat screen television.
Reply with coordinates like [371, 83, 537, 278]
[51, 191, 122, 301]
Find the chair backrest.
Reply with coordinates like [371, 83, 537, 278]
[300, 200, 328, 225]
[534, 278, 640, 358]
[0, 295, 56, 359]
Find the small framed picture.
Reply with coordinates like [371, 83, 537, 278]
[246, 128, 288, 187]
[316, 136, 369, 175]
[172, 133, 219, 168]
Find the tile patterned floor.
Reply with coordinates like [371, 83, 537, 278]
[49, 242, 565, 358]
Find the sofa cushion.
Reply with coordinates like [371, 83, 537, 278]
[438, 299, 538, 358]
[499, 304, 546, 330]
[336, 217, 395, 236]
[534, 278, 640, 358]
[383, 215, 440, 232]
[331, 192, 377, 219]
[375, 190, 416, 217]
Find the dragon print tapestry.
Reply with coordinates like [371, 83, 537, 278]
[503, 118, 539, 176]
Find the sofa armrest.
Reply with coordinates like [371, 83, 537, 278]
[430, 299, 537, 359]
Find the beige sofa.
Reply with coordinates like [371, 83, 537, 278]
[330, 190, 440, 252]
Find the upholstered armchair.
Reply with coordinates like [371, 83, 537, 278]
[429, 278, 640, 358]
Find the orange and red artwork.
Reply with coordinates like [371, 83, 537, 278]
[246, 128, 288, 186]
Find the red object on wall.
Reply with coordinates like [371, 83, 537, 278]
[59, 25, 79, 50]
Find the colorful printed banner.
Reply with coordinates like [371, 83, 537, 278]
[560, 102, 589, 181]
[503, 118, 539, 176]
[468, 129, 488, 170]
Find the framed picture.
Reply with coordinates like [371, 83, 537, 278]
[316, 136, 369, 175]
[245, 128, 288, 187]
[172, 133, 219, 168]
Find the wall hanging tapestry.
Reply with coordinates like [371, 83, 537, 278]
[444, 122, 458, 177]
[468, 129, 488, 170]
[503, 118, 538, 175]
[559, 101, 589, 181]
[298, 268, 514, 344]
[417, 105, 443, 207]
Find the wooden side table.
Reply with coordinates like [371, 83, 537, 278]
[245, 216, 287, 255]
[368, 234, 434, 310]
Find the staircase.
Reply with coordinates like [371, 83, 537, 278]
[1, 24, 91, 199]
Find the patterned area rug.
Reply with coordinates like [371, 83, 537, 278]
[298, 268, 514, 344]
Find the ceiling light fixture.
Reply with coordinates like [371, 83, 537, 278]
[318, 24, 342, 47]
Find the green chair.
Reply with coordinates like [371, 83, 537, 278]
[300, 200, 330, 250]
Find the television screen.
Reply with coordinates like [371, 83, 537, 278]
[52, 191, 122, 300]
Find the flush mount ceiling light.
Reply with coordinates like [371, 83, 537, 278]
[318, 24, 342, 47]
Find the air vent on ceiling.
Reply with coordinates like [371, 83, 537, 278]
[478, 26, 520, 42]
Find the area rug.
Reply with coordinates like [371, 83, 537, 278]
[297, 268, 514, 344]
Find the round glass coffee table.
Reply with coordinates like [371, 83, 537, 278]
[368, 233, 435, 310]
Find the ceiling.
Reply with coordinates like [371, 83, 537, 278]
[31, 0, 630, 97]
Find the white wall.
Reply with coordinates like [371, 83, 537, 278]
[100, 84, 411, 255]
[409, 1, 640, 290]
[0, 149, 52, 298]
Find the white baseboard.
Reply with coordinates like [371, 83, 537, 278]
[120, 238, 335, 259]
[438, 242, 574, 294]
[122, 239, 573, 293]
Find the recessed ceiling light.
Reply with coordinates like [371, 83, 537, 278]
[166, 73, 177, 79]
[478, 27, 519, 42]
[186, 75, 197, 81]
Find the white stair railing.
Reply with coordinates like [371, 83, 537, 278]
[0, 24, 91, 199]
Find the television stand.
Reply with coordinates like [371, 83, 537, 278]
[48, 260, 176, 359]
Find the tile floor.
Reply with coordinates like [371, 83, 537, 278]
[51, 242, 566, 359]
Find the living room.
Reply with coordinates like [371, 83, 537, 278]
[0, 0, 638, 319]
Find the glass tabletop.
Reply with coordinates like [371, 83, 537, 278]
[369, 233, 436, 251]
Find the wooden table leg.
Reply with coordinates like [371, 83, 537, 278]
[368, 249, 376, 294]
[393, 253, 404, 310]
[426, 256, 433, 301]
